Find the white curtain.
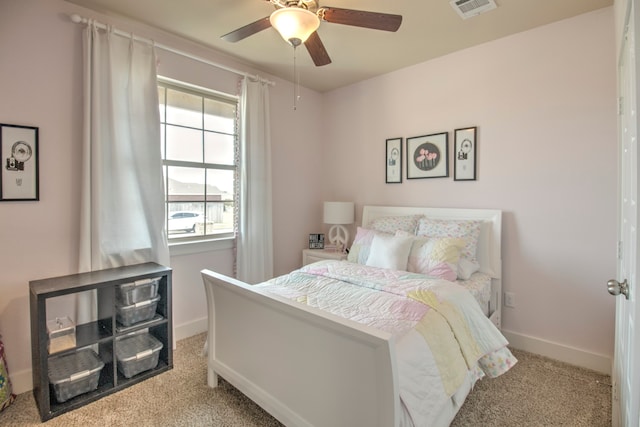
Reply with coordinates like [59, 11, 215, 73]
[77, 22, 169, 320]
[236, 78, 273, 284]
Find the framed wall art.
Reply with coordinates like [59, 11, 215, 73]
[385, 137, 402, 183]
[0, 123, 39, 201]
[406, 132, 448, 179]
[454, 127, 477, 181]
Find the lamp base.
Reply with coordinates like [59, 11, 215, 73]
[328, 225, 349, 254]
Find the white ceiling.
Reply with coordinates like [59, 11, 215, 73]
[65, 0, 612, 92]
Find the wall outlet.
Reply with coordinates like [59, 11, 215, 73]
[504, 292, 516, 308]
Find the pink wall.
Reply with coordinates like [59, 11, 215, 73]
[321, 8, 617, 360]
[0, 0, 324, 392]
[0, 0, 616, 393]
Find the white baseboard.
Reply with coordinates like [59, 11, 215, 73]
[173, 316, 208, 342]
[9, 368, 32, 395]
[502, 329, 612, 375]
[10, 317, 209, 395]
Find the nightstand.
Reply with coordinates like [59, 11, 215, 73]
[302, 249, 347, 266]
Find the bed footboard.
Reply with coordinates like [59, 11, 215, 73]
[201, 269, 400, 427]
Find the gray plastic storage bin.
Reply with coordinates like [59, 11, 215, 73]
[116, 277, 160, 305]
[116, 295, 161, 327]
[48, 348, 104, 403]
[116, 333, 163, 378]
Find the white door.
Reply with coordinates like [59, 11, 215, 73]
[612, 1, 640, 425]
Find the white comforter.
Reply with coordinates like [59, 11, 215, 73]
[258, 260, 517, 426]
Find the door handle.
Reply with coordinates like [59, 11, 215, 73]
[607, 279, 630, 300]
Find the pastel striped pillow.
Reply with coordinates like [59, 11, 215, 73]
[407, 237, 465, 281]
[397, 231, 465, 280]
[416, 218, 481, 263]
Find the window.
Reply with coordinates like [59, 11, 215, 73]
[158, 80, 238, 242]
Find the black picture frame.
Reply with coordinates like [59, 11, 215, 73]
[0, 123, 39, 201]
[454, 127, 477, 181]
[385, 137, 402, 183]
[406, 132, 448, 179]
[308, 233, 325, 249]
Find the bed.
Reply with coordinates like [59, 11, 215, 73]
[201, 206, 514, 427]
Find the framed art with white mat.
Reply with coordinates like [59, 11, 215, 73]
[385, 137, 402, 183]
[454, 127, 477, 181]
[0, 123, 39, 201]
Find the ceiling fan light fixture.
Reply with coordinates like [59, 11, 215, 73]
[270, 7, 320, 47]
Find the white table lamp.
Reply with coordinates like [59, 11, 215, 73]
[323, 201, 355, 253]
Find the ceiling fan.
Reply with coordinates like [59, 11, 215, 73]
[221, 0, 403, 67]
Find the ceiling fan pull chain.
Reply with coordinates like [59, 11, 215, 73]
[293, 45, 299, 110]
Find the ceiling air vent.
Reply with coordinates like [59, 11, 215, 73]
[450, 0, 497, 19]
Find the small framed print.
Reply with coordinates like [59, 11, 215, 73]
[309, 233, 325, 249]
[0, 123, 39, 201]
[406, 132, 448, 179]
[385, 137, 402, 184]
[454, 127, 477, 181]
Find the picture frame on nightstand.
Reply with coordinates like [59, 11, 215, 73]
[308, 233, 325, 249]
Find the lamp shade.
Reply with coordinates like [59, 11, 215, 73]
[323, 202, 355, 225]
[269, 7, 320, 46]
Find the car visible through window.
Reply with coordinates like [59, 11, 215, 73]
[168, 211, 201, 233]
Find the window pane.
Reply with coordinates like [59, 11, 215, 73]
[165, 125, 202, 162]
[167, 202, 204, 236]
[204, 132, 235, 165]
[204, 201, 234, 235]
[166, 89, 202, 128]
[166, 166, 205, 203]
[206, 169, 234, 199]
[204, 98, 236, 133]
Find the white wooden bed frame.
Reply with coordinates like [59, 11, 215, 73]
[201, 206, 502, 427]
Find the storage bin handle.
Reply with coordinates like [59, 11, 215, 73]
[69, 369, 91, 382]
[133, 278, 153, 287]
[136, 349, 153, 360]
[134, 299, 152, 308]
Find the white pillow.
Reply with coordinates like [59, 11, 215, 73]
[457, 257, 481, 280]
[347, 227, 392, 265]
[365, 234, 413, 270]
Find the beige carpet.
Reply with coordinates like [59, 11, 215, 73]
[0, 333, 611, 426]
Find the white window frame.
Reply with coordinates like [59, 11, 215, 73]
[158, 77, 239, 254]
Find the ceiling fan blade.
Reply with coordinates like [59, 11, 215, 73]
[319, 7, 402, 32]
[221, 17, 272, 42]
[304, 31, 332, 67]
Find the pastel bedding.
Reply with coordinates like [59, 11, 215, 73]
[459, 272, 492, 315]
[257, 260, 517, 427]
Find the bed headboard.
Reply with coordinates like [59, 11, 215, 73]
[361, 205, 502, 279]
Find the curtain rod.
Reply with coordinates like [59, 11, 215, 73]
[69, 13, 275, 86]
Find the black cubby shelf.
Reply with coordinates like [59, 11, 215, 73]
[29, 262, 173, 421]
